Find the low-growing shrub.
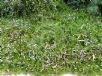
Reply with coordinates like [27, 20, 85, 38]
[0, 0, 59, 17]
[63, 0, 102, 16]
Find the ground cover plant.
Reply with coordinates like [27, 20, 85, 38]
[0, 0, 102, 76]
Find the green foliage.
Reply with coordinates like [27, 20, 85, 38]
[0, 8, 102, 75]
[0, 1, 102, 75]
[0, 0, 60, 17]
[1, 0, 102, 17]
[64, 0, 102, 16]
[86, 0, 102, 15]
[87, 4, 99, 15]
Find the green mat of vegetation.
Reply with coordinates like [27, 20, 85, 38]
[0, 7, 102, 76]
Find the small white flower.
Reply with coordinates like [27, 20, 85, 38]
[30, 56, 36, 60]
[92, 54, 96, 61]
